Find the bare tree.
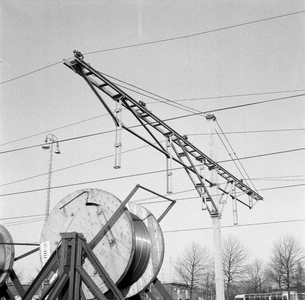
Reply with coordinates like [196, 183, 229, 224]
[295, 262, 305, 299]
[267, 235, 305, 299]
[265, 265, 284, 291]
[174, 242, 211, 300]
[242, 259, 267, 293]
[222, 236, 250, 299]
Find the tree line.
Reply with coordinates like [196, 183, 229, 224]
[174, 235, 305, 300]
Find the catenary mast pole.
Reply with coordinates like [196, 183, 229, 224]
[206, 114, 225, 300]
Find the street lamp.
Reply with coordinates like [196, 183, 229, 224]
[42, 134, 60, 220]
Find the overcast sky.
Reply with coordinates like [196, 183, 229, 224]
[1, 0, 305, 283]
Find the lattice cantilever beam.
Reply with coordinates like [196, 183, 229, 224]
[64, 50, 263, 215]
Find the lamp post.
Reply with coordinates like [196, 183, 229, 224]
[42, 134, 60, 221]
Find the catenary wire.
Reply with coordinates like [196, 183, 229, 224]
[164, 93, 305, 121]
[1, 141, 304, 188]
[0, 190, 259, 223]
[2, 174, 305, 221]
[188, 128, 305, 136]
[252, 175, 305, 181]
[162, 219, 305, 233]
[0, 60, 64, 85]
[1, 10, 304, 86]
[0, 187, 291, 221]
[2, 183, 304, 225]
[0, 144, 149, 187]
[1, 88, 303, 147]
[1, 179, 304, 228]
[0, 114, 108, 147]
[0, 128, 117, 155]
[172, 89, 305, 102]
[218, 147, 305, 162]
[2, 215, 304, 230]
[0, 158, 304, 198]
[84, 10, 305, 55]
[1, 138, 304, 189]
[1, 92, 304, 155]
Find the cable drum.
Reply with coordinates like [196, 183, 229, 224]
[40, 189, 135, 298]
[0, 224, 15, 287]
[40, 188, 164, 298]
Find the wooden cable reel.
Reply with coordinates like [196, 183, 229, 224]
[0, 224, 15, 287]
[40, 188, 164, 298]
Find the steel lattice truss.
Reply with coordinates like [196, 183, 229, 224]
[64, 50, 263, 216]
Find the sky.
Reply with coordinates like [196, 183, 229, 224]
[0, 0, 305, 285]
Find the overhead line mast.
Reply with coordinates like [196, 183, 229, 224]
[64, 50, 263, 300]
